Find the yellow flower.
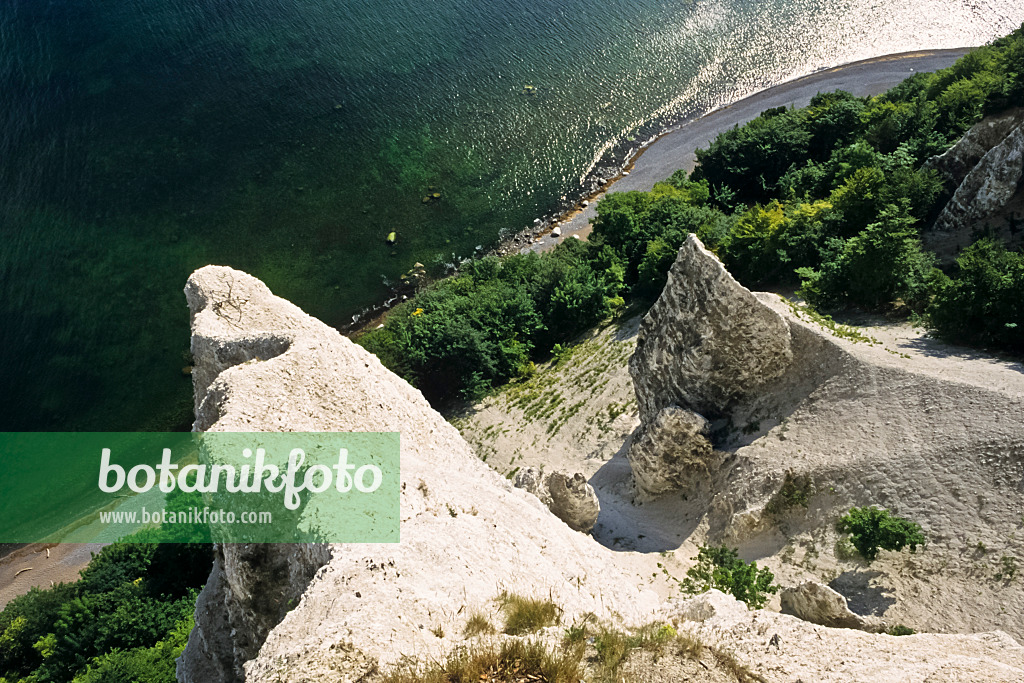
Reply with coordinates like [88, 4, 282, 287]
[412, 308, 424, 316]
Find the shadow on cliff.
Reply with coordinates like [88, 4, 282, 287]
[899, 335, 1024, 374]
[587, 438, 706, 554]
[830, 570, 896, 617]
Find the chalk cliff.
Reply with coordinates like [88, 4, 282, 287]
[176, 266, 659, 682]
[925, 107, 1024, 260]
[623, 234, 1024, 639]
[177, 264, 1024, 682]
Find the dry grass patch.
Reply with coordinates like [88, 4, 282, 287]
[381, 639, 584, 683]
[463, 611, 495, 638]
[499, 593, 560, 635]
[591, 622, 678, 681]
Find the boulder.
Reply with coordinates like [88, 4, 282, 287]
[513, 466, 551, 505]
[627, 405, 713, 497]
[514, 467, 600, 533]
[780, 581, 885, 633]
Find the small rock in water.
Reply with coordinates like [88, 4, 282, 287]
[571, 234, 581, 240]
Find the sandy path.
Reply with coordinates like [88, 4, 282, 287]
[529, 48, 972, 251]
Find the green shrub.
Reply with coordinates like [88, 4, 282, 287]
[797, 204, 936, 309]
[764, 470, 814, 516]
[71, 613, 193, 683]
[995, 555, 1018, 582]
[680, 545, 779, 609]
[358, 241, 624, 405]
[0, 541, 209, 683]
[888, 624, 915, 636]
[692, 105, 813, 208]
[837, 506, 926, 562]
[927, 239, 1024, 352]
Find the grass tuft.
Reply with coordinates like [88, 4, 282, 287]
[462, 611, 495, 638]
[499, 593, 560, 635]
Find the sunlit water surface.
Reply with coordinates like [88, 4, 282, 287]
[1, 0, 1021, 430]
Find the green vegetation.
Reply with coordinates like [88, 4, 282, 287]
[888, 624, 916, 636]
[591, 623, 678, 681]
[358, 27, 1024, 406]
[0, 542, 211, 683]
[996, 555, 1018, 582]
[764, 470, 815, 516]
[837, 506, 926, 562]
[927, 239, 1024, 349]
[499, 593, 561, 635]
[680, 545, 779, 609]
[358, 239, 625, 404]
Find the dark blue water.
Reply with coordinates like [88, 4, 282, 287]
[1, 0, 1020, 430]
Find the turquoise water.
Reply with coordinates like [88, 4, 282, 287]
[1, 0, 1021, 431]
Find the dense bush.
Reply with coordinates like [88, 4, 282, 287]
[796, 205, 937, 309]
[680, 545, 779, 609]
[590, 177, 725, 287]
[837, 506, 926, 562]
[927, 239, 1024, 352]
[0, 542, 210, 683]
[358, 239, 625, 404]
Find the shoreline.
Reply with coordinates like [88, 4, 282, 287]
[346, 46, 974, 334]
[523, 46, 974, 251]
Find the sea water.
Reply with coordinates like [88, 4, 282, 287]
[1, 0, 1021, 430]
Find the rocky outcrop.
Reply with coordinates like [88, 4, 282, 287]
[626, 234, 792, 497]
[514, 467, 600, 533]
[667, 591, 1024, 682]
[925, 108, 1024, 187]
[925, 108, 1024, 259]
[780, 581, 885, 633]
[630, 234, 793, 422]
[177, 266, 657, 683]
[176, 265, 1024, 682]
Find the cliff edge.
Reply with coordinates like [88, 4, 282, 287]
[177, 266, 659, 682]
[178, 264, 1024, 682]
